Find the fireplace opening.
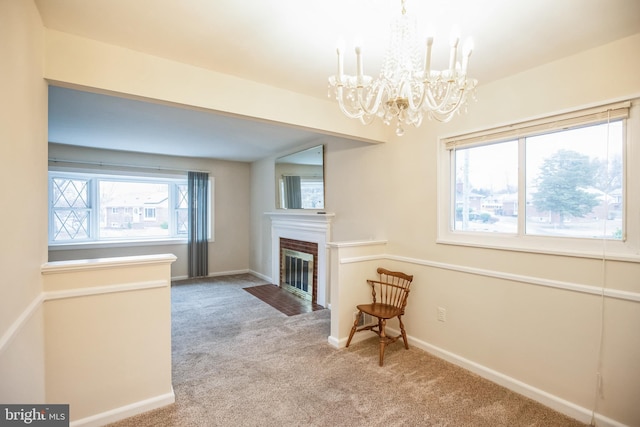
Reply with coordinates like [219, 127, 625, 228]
[281, 249, 313, 301]
[279, 238, 318, 303]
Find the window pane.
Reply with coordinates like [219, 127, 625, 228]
[52, 178, 88, 208]
[176, 184, 188, 235]
[51, 177, 91, 241]
[99, 181, 170, 239]
[52, 209, 90, 241]
[454, 141, 518, 233]
[300, 178, 324, 209]
[525, 121, 623, 239]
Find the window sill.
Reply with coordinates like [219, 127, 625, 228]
[49, 238, 189, 251]
[437, 232, 640, 263]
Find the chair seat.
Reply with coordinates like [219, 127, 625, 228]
[357, 303, 402, 320]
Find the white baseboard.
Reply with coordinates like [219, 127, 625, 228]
[328, 329, 378, 349]
[208, 269, 250, 277]
[397, 329, 626, 427]
[333, 324, 625, 427]
[70, 388, 175, 427]
[249, 269, 272, 283]
[327, 335, 340, 348]
[172, 269, 254, 282]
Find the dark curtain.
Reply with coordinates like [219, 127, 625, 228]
[284, 175, 302, 209]
[188, 171, 209, 278]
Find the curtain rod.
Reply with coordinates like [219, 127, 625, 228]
[48, 158, 209, 174]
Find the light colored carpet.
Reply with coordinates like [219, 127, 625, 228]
[107, 274, 587, 427]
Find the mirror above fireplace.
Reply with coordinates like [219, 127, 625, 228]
[275, 145, 324, 210]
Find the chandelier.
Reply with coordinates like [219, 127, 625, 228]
[327, 0, 478, 136]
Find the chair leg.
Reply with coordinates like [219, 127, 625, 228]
[346, 311, 361, 348]
[398, 315, 409, 350]
[379, 318, 387, 367]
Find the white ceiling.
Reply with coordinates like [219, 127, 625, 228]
[37, 0, 640, 162]
[48, 86, 330, 162]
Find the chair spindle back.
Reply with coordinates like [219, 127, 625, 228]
[368, 267, 414, 312]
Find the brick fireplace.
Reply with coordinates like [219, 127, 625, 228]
[267, 212, 333, 308]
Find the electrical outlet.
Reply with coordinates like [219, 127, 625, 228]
[437, 307, 447, 322]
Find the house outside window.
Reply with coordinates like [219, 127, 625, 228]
[143, 207, 157, 221]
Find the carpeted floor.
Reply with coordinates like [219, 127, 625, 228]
[107, 274, 588, 427]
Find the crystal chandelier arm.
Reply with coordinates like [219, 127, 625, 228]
[428, 89, 467, 122]
[406, 79, 428, 112]
[424, 76, 473, 116]
[430, 106, 459, 122]
[356, 81, 388, 116]
[359, 114, 376, 125]
[335, 85, 366, 120]
[423, 80, 455, 111]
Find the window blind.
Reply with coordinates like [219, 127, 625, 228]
[443, 100, 631, 150]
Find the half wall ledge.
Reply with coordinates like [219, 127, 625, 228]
[40, 253, 176, 425]
[41, 253, 177, 274]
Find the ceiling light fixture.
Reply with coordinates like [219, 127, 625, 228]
[328, 0, 478, 136]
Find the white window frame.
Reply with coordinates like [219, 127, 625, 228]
[437, 99, 640, 261]
[48, 169, 213, 248]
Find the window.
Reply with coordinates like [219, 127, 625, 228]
[278, 176, 324, 209]
[438, 100, 640, 259]
[49, 171, 193, 245]
[300, 177, 324, 209]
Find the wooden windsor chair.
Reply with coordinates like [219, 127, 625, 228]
[345, 267, 414, 366]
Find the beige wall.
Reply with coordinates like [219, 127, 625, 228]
[254, 34, 640, 426]
[48, 143, 252, 278]
[0, 0, 47, 403]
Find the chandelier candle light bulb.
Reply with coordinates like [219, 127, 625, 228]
[449, 35, 459, 72]
[462, 38, 473, 73]
[327, 0, 478, 135]
[424, 36, 434, 78]
[336, 47, 344, 84]
[355, 46, 363, 85]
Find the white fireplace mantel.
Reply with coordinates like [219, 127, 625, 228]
[266, 212, 334, 307]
